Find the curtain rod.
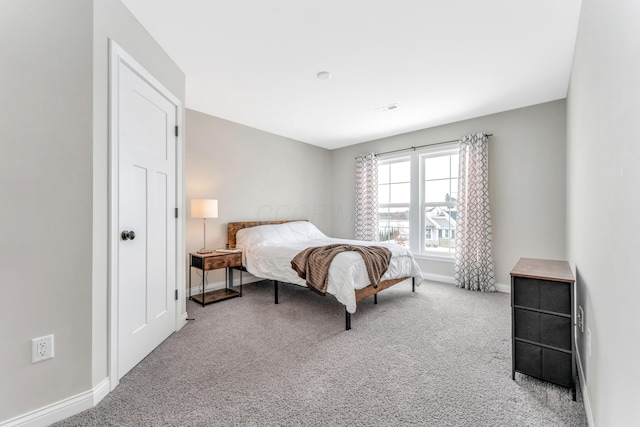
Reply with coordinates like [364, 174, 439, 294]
[359, 133, 493, 158]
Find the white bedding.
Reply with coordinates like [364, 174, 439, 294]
[236, 221, 423, 313]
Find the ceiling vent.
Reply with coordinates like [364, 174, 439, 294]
[375, 103, 399, 113]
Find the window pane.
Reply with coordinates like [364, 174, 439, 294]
[390, 183, 410, 203]
[423, 156, 450, 180]
[379, 207, 410, 247]
[378, 164, 389, 184]
[450, 179, 458, 202]
[390, 161, 410, 182]
[424, 179, 453, 203]
[422, 150, 459, 255]
[378, 184, 390, 204]
[424, 206, 456, 253]
[450, 154, 459, 178]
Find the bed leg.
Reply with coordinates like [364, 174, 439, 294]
[345, 309, 351, 330]
[374, 293, 377, 304]
[412, 277, 416, 292]
[274, 280, 279, 304]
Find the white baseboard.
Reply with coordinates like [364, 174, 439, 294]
[92, 378, 110, 407]
[421, 273, 510, 294]
[0, 378, 109, 427]
[575, 346, 595, 426]
[421, 273, 456, 284]
[495, 282, 510, 293]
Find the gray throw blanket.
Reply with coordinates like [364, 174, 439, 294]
[291, 244, 392, 296]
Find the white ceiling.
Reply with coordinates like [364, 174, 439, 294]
[121, 0, 582, 150]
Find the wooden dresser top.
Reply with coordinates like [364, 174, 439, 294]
[510, 258, 575, 283]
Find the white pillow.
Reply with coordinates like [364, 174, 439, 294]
[236, 221, 327, 248]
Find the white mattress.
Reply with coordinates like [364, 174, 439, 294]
[236, 221, 423, 313]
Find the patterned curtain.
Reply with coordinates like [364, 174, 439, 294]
[355, 153, 379, 241]
[455, 133, 496, 292]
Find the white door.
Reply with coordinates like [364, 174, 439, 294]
[115, 55, 177, 379]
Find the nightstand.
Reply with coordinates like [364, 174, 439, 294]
[510, 257, 576, 400]
[188, 251, 243, 306]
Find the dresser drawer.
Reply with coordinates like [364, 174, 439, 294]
[515, 342, 572, 388]
[226, 253, 242, 267]
[204, 257, 227, 269]
[515, 341, 541, 378]
[513, 277, 571, 314]
[514, 309, 571, 350]
[542, 347, 573, 388]
[202, 253, 242, 270]
[540, 313, 571, 350]
[539, 280, 571, 314]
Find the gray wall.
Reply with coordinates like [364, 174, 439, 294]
[567, 0, 640, 424]
[185, 109, 332, 286]
[0, 0, 185, 422]
[0, 1, 93, 420]
[331, 100, 567, 288]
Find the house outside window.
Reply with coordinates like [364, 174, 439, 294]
[378, 143, 458, 259]
[423, 149, 458, 255]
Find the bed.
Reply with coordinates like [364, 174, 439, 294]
[228, 220, 423, 329]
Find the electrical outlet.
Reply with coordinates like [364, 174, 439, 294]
[578, 306, 584, 332]
[31, 334, 54, 363]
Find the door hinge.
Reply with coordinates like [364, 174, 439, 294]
[175, 126, 178, 137]
[175, 208, 178, 218]
[175, 289, 179, 301]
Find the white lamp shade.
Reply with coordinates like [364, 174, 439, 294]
[191, 199, 218, 218]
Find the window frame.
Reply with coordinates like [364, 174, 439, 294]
[420, 145, 459, 259]
[378, 143, 459, 261]
[377, 156, 411, 247]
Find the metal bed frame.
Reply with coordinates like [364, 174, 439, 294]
[227, 220, 416, 330]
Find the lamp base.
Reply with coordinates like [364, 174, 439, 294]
[197, 249, 214, 254]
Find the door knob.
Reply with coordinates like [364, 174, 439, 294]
[121, 230, 136, 241]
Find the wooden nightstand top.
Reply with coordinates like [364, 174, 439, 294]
[510, 257, 574, 283]
[189, 250, 241, 258]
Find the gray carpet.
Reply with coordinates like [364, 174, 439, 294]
[55, 280, 587, 426]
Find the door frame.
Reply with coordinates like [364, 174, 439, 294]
[108, 40, 186, 391]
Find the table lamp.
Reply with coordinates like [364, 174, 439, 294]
[191, 199, 218, 254]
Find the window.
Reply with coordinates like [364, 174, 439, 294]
[423, 150, 458, 254]
[378, 144, 459, 258]
[378, 158, 410, 247]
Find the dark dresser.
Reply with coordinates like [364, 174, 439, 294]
[510, 258, 576, 400]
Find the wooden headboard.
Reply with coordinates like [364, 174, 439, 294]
[227, 220, 307, 249]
